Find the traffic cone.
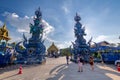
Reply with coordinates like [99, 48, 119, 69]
[18, 65, 22, 74]
[117, 64, 120, 72]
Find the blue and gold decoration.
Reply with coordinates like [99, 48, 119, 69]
[15, 7, 46, 64]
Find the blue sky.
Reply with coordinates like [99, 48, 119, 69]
[0, 0, 120, 48]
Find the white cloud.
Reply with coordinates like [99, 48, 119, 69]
[82, 7, 112, 42]
[17, 29, 29, 33]
[3, 12, 31, 33]
[9, 36, 22, 43]
[3, 12, 55, 43]
[94, 35, 108, 42]
[41, 19, 55, 42]
[11, 13, 19, 18]
[24, 16, 29, 19]
[42, 19, 54, 35]
[93, 35, 120, 44]
[46, 37, 58, 43]
[57, 44, 65, 49]
[57, 41, 72, 49]
[61, 0, 72, 14]
[0, 20, 3, 26]
[62, 6, 69, 14]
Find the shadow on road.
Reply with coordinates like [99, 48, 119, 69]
[47, 63, 120, 80]
[0, 64, 20, 74]
[49, 64, 66, 75]
[0, 74, 18, 80]
[0, 63, 45, 75]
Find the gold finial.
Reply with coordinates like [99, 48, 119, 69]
[52, 42, 55, 45]
[3, 23, 6, 29]
[0, 23, 10, 41]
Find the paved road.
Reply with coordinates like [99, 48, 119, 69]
[0, 57, 66, 80]
[0, 57, 120, 80]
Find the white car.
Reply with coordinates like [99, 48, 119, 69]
[115, 60, 120, 66]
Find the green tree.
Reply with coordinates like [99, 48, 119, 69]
[60, 48, 72, 56]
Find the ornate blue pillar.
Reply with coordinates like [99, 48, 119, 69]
[15, 7, 46, 64]
[72, 13, 89, 62]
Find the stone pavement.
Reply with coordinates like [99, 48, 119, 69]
[0, 57, 120, 80]
[47, 62, 120, 80]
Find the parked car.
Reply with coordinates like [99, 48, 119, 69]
[115, 60, 120, 66]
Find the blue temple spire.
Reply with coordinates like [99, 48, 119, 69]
[15, 7, 46, 64]
[72, 13, 89, 62]
[35, 7, 42, 19]
[74, 12, 81, 22]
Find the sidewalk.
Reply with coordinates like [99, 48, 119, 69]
[47, 62, 120, 80]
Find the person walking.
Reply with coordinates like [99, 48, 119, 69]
[89, 56, 94, 71]
[78, 56, 84, 72]
[66, 55, 69, 65]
